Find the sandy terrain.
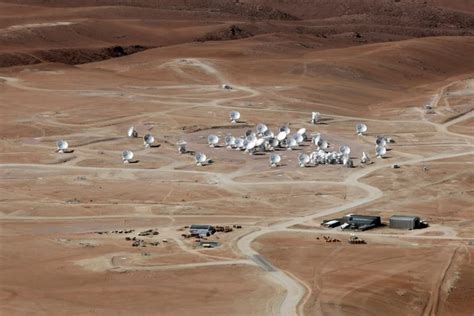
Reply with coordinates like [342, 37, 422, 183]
[0, 1, 473, 315]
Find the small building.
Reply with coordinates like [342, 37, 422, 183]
[389, 215, 420, 230]
[342, 214, 381, 231]
[189, 224, 216, 237]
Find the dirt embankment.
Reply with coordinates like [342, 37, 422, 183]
[0, 45, 149, 68]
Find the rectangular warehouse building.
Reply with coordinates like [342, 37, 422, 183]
[389, 215, 420, 230]
[342, 214, 381, 231]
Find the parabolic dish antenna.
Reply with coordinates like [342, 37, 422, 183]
[293, 133, 304, 144]
[317, 138, 328, 149]
[56, 140, 69, 153]
[122, 150, 134, 163]
[339, 145, 351, 155]
[195, 152, 207, 166]
[245, 140, 256, 151]
[256, 123, 268, 135]
[270, 138, 279, 147]
[361, 152, 370, 164]
[246, 134, 257, 143]
[208, 134, 219, 147]
[143, 134, 155, 147]
[269, 154, 281, 167]
[225, 135, 236, 147]
[229, 111, 240, 124]
[375, 146, 386, 158]
[234, 138, 244, 149]
[312, 134, 321, 145]
[127, 126, 138, 138]
[177, 141, 187, 154]
[280, 126, 290, 134]
[311, 112, 320, 124]
[263, 130, 274, 138]
[276, 131, 287, 141]
[287, 138, 297, 150]
[255, 138, 265, 146]
[297, 128, 306, 135]
[298, 153, 310, 167]
[356, 123, 367, 135]
[376, 137, 387, 147]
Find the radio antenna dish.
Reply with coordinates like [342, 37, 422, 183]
[122, 150, 134, 163]
[298, 153, 310, 167]
[195, 152, 207, 166]
[143, 134, 155, 148]
[269, 154, 281, 167]
[177, 141, 187, 154]
[208, 135, 219, 147]
[311, 112, 320, 124]
[375, 146, 386, 158]
[339, 145, 351, 155]
[229, 111, 240, 124]
[376, 136, 387, 147]
[256, 123, 268, 135]
[128, 126, 138, 138]
[56, 140, 69, 153]
[356, 123, 367, 136]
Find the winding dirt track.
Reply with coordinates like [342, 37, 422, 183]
[1, 60, 473, 315]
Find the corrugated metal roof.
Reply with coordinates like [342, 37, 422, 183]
[390, 215, 420, 221]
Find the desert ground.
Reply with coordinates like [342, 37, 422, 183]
[0, 1, 473, 315]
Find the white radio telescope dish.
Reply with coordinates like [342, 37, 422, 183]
[293, 133, 304, 144]
[361, 152, 370, 164]
[195, 152, 207, 166]
[287, 138, 297, 150]
[312, 134, 321, 146]
[317, 138, 328, 149]
[229, 111, 240, 124]
[376, 136, 387, 147]
[311, 112, 320, 124]
[356, 123, 367, 135]
[128, 126, 138, 138]
[143, 134, 155, 147]
[256, 123, 268, 135]
[255, 138, 265, 146]
[234, 138, 244, 149]
[208, 134, 219, 147]
[225, 135, 236, 148]
[177, 141, 187, 154]
[298, 153, 310, 167]
[122, 150, 134, 163]
[339, 145, 351, 155]
[297, 128, 306, 135]
[276, 131, 287, 141]
[269, 154, 281, 167]
[280, 126, 290, 134]
[375, 146, 386, 158]
[56, 140, 69, 153]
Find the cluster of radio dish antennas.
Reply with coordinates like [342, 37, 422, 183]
[56, 140, 70, 153]
[229, 111, 240, 124]
[306, 146, 353, 167]
[121, 150, 134, 163]
[311, 112, 320, 124]
[374, 135, 391, 159]
[195, 152, 207, 166]
[127, 126, 138, 138]
[356, 123, 368, 136]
